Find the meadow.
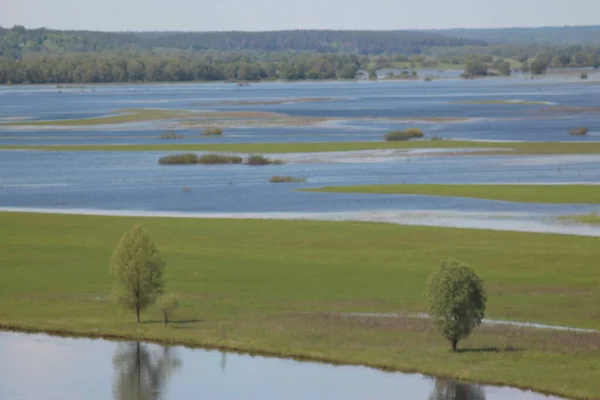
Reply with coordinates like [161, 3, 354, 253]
[5, 140, 600, 155]
[1, 212, 599, 399]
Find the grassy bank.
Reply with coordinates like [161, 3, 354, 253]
[4, 140, 600, 155]
[304, 184, 600, 204]
[1, 212, 599, 399]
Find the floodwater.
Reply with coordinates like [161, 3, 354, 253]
[0, 331, 565, 400]
[1, 149, 600, 235]
[1, 78, 600, 235]
[2, 76, 600, 145]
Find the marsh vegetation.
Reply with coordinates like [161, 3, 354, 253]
[269, 176, 307, 183]
[384, 128, 425, 141]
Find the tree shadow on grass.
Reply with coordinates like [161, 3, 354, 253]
[458, 346, 523, 354]
[141, 319, 204, 325]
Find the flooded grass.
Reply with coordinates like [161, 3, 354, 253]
[2, 109, 197, 126]
[269, 176, 307, 183]
[7, 140, 600, 155]
[454, 100, 550, 105]
[1, 212, 600, 399]
[247, 154, 284, 165]
[560, 213, 600, 225]
[304, 184, 600, 204]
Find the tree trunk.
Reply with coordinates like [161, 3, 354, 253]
[451, 339, 458, 352]
[136, 305, 140, 323]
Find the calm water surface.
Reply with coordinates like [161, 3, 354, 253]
[2, 77, 600, 144]
[0, 332, 565, 400]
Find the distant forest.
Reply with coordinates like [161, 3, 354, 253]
[0, 26, 485, 58]
[433, 26, 600, 45]
[1, 25, 600, 84]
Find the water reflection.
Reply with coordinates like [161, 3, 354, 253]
[429, 379, 486, 400]
[112, 342, 181, 400]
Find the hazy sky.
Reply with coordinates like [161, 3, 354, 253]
[2, 0, 599, 31]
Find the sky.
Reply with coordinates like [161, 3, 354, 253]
[2, 0, 599, 31]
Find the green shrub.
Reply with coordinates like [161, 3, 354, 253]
[160, 131, 184, 140]
[569, 127, 589, 135]
[269, 176, 307, 183]
[198, 154, 243, 164]
[202, 127, 223, 135]
[158, 153, 198, 165]
[384, 128, 425, 141]
[581, 72, 589, 80]
[247, 154, 285, 165]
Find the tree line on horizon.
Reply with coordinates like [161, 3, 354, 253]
[0, 25, 485, 59]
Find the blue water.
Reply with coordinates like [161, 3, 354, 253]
[1, 150, 599, 217]
[2, 77, 600, 145]
[0, 332, 565, 400]
[1, 78, 600, 235]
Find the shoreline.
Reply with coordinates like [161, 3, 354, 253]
[1, 207, 600, 237]
[0, 323, 577, 400]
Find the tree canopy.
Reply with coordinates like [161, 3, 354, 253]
[110, 225, 165, 323]
[425, 259, 487, 352]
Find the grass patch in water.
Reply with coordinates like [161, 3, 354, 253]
[158, 153, 198, 165]
[247, 154, 284, 165]
[202, 127, 223, 136]
[569, 127, 589, 136]
[304, 184, 600, 204]
[160, 131, 184, 140]
[0, 213, 599, 399]
[198, 154, 243, 164]
[269, 176, 307, 183]
[453, 100, 549, 105]
[559, 213, 600, 225]
[384, 128, 425, 141]
[3, 109, 197, 126]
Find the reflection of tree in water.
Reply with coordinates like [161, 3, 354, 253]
[113, 342, 181, 400]
[429, 379, 486, 400]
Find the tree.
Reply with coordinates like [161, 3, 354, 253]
[464, 58, 488, 77]
[425, 259, 486, 352]
[157, 295, 179, 327]
[110, 225, 165, 323]
[530, 57, 549, 75]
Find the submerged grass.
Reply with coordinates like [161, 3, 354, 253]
[3, 109, 197, 126]
[6, 140, 600, 155]
[304, 184, 600, 204]
[1, 213, 600, 399]
[454, 100, 549, 105]
[269, 176, 307, 183]
[560, 213, 600, 225]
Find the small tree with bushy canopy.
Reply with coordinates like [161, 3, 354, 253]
[110, 225, 165, 323]
[425, 259, 486, 352]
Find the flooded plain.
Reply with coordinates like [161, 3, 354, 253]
[1, 77, 600, 235]
[0, 332, 566, 400]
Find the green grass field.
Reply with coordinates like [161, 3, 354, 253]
[3, 140, 600, 155]
[305, 184, 600, 204]
[1, 212, 599, 399]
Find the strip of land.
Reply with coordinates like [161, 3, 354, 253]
[304, 184, 600, 204]
[0, 107, 468, 128]
[1, 212, 599, 399]
[560, 213, 600, 225]
[3, 140, 600, 155]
